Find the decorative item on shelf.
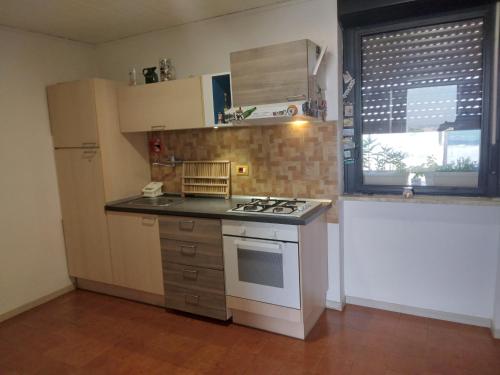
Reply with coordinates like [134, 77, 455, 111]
[128, 67, 136, 86]
[182, 161, 231, 199]
[143, 67, 159, 84]
[159, 58, 175, 81]
[402, 187, 414, 199]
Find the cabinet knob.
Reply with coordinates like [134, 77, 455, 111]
[184, 294, 199, 305]
[180, 244, 196, 256]
[182, 269, 198, 280]
[179, 220, 195, 231]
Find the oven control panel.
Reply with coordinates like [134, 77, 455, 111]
[222, 220, 298, 242]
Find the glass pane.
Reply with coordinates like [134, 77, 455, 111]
[237, 248, 284, 288]
[362, 129, 480, 187]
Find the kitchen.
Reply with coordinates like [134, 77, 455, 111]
[1, 0, 500, 374]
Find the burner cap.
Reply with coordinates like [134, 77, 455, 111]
[243, 205, 261, 211]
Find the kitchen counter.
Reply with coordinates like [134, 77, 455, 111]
[105, 195, 332, 225]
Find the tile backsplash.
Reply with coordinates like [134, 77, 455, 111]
[150, 122, 338, 222]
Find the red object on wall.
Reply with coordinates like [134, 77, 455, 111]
[149, 136, 163, 155]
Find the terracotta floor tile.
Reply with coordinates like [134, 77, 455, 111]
[1, 290, 499, 375]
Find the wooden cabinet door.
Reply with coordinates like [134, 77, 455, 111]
[117, 77, 205, 132]
[230, 39, 310, 106]
[107, 212, 164, 295]
[48, 80, 99, 148]
[54, 148, 112, 283]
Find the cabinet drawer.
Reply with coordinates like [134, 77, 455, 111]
[161, 239, 223, 269]
[159, 216, 221, 244]
[165, 284, 227, 320]
[162, 262, 225, 293]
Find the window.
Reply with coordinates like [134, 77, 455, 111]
[343, 6, 499, 196]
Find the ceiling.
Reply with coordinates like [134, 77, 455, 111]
[0, 0, 293, 44]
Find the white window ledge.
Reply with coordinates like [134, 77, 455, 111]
[340, 194, 500, 207]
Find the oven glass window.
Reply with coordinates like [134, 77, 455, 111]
[237, 248, 284, 288]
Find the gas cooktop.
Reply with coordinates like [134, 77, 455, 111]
[228, 197, 322, 217]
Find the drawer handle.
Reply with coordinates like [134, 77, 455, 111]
[81, 142, 97, 148]
[180, 244, 196, 256]
[185, 294, 199, 305]
[179, 220, 195, 231]
[182, 269, 198, 280]
[82, 150, 97, 159]
[151, 125, 166, 130]
[141, 217, 156, 226]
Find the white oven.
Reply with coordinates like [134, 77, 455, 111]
[222, 220, 300, 309]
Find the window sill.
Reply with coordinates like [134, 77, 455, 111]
[340, 194, 500, 207]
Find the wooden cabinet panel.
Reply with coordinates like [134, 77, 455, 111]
[94, 80, 150, 202]
[48, 80, 99, 148]
[54, 148, 112, 283]
[162, 262, 225, 293]
[230, 39, 311, 106]
[158, 216, 222, 245]
[164, 284, 227, 320]
[161, 238, 223, 270]
[107, 212, 163, 295]
[117, 77, 205, 132]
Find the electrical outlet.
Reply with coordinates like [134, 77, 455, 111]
[236, 164, 249, 176]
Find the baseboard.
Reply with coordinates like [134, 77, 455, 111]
[326, 298, 345, 311]
[345, 296, 491, 328]
[492, 322, 500, 339]
[0, 284, 75, 323]
[77, 278, 165, 307]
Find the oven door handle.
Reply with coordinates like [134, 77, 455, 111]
[234, 240, 282, 254]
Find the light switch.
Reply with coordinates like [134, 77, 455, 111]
[236, 164, 249, 176]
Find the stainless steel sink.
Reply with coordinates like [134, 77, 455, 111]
[126, 196, 182, 207]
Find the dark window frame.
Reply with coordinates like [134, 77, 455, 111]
[343, 4, 499, 196]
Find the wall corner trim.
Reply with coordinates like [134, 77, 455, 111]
[492, 322, 500, 339]
[0, 283, 75, 323]
[326, 298, 345, 311]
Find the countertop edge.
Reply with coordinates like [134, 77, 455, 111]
[105, 199, 332, 225]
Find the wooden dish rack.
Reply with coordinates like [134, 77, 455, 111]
[181, 161, 231, 198]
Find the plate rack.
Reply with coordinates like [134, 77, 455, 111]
[181, 161, 231, 199]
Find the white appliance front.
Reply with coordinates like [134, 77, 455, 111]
[223, 235, 300, 309]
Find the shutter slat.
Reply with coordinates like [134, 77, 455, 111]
[361, 18, 484, 134]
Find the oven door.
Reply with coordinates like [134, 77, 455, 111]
[223, 236, 300, 309]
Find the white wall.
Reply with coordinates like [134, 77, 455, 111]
[96, 0, 339, 120]
[493, 230, 500, 336]
[343, 200, 500, 322]
[0, 27, 96, 317]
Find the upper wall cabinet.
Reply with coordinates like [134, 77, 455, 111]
[117, 76, 205, 132]
[230, 39, 320, 107]
[47, 80, 99, 148]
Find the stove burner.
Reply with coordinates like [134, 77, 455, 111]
[243, 205, 262, 211]
[231, 197, 318, 217]
[272, 206, 294, 214]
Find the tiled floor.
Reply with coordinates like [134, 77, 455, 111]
[0, 290, 499, 374]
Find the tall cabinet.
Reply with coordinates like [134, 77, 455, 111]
[48, 79, 150, 284]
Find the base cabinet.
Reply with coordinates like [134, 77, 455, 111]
[107, 212, 164, 295]
[159, 216, 230, 320]
[55, 148, 112, 284]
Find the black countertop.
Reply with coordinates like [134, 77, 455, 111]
[105, 195, 332, 225]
